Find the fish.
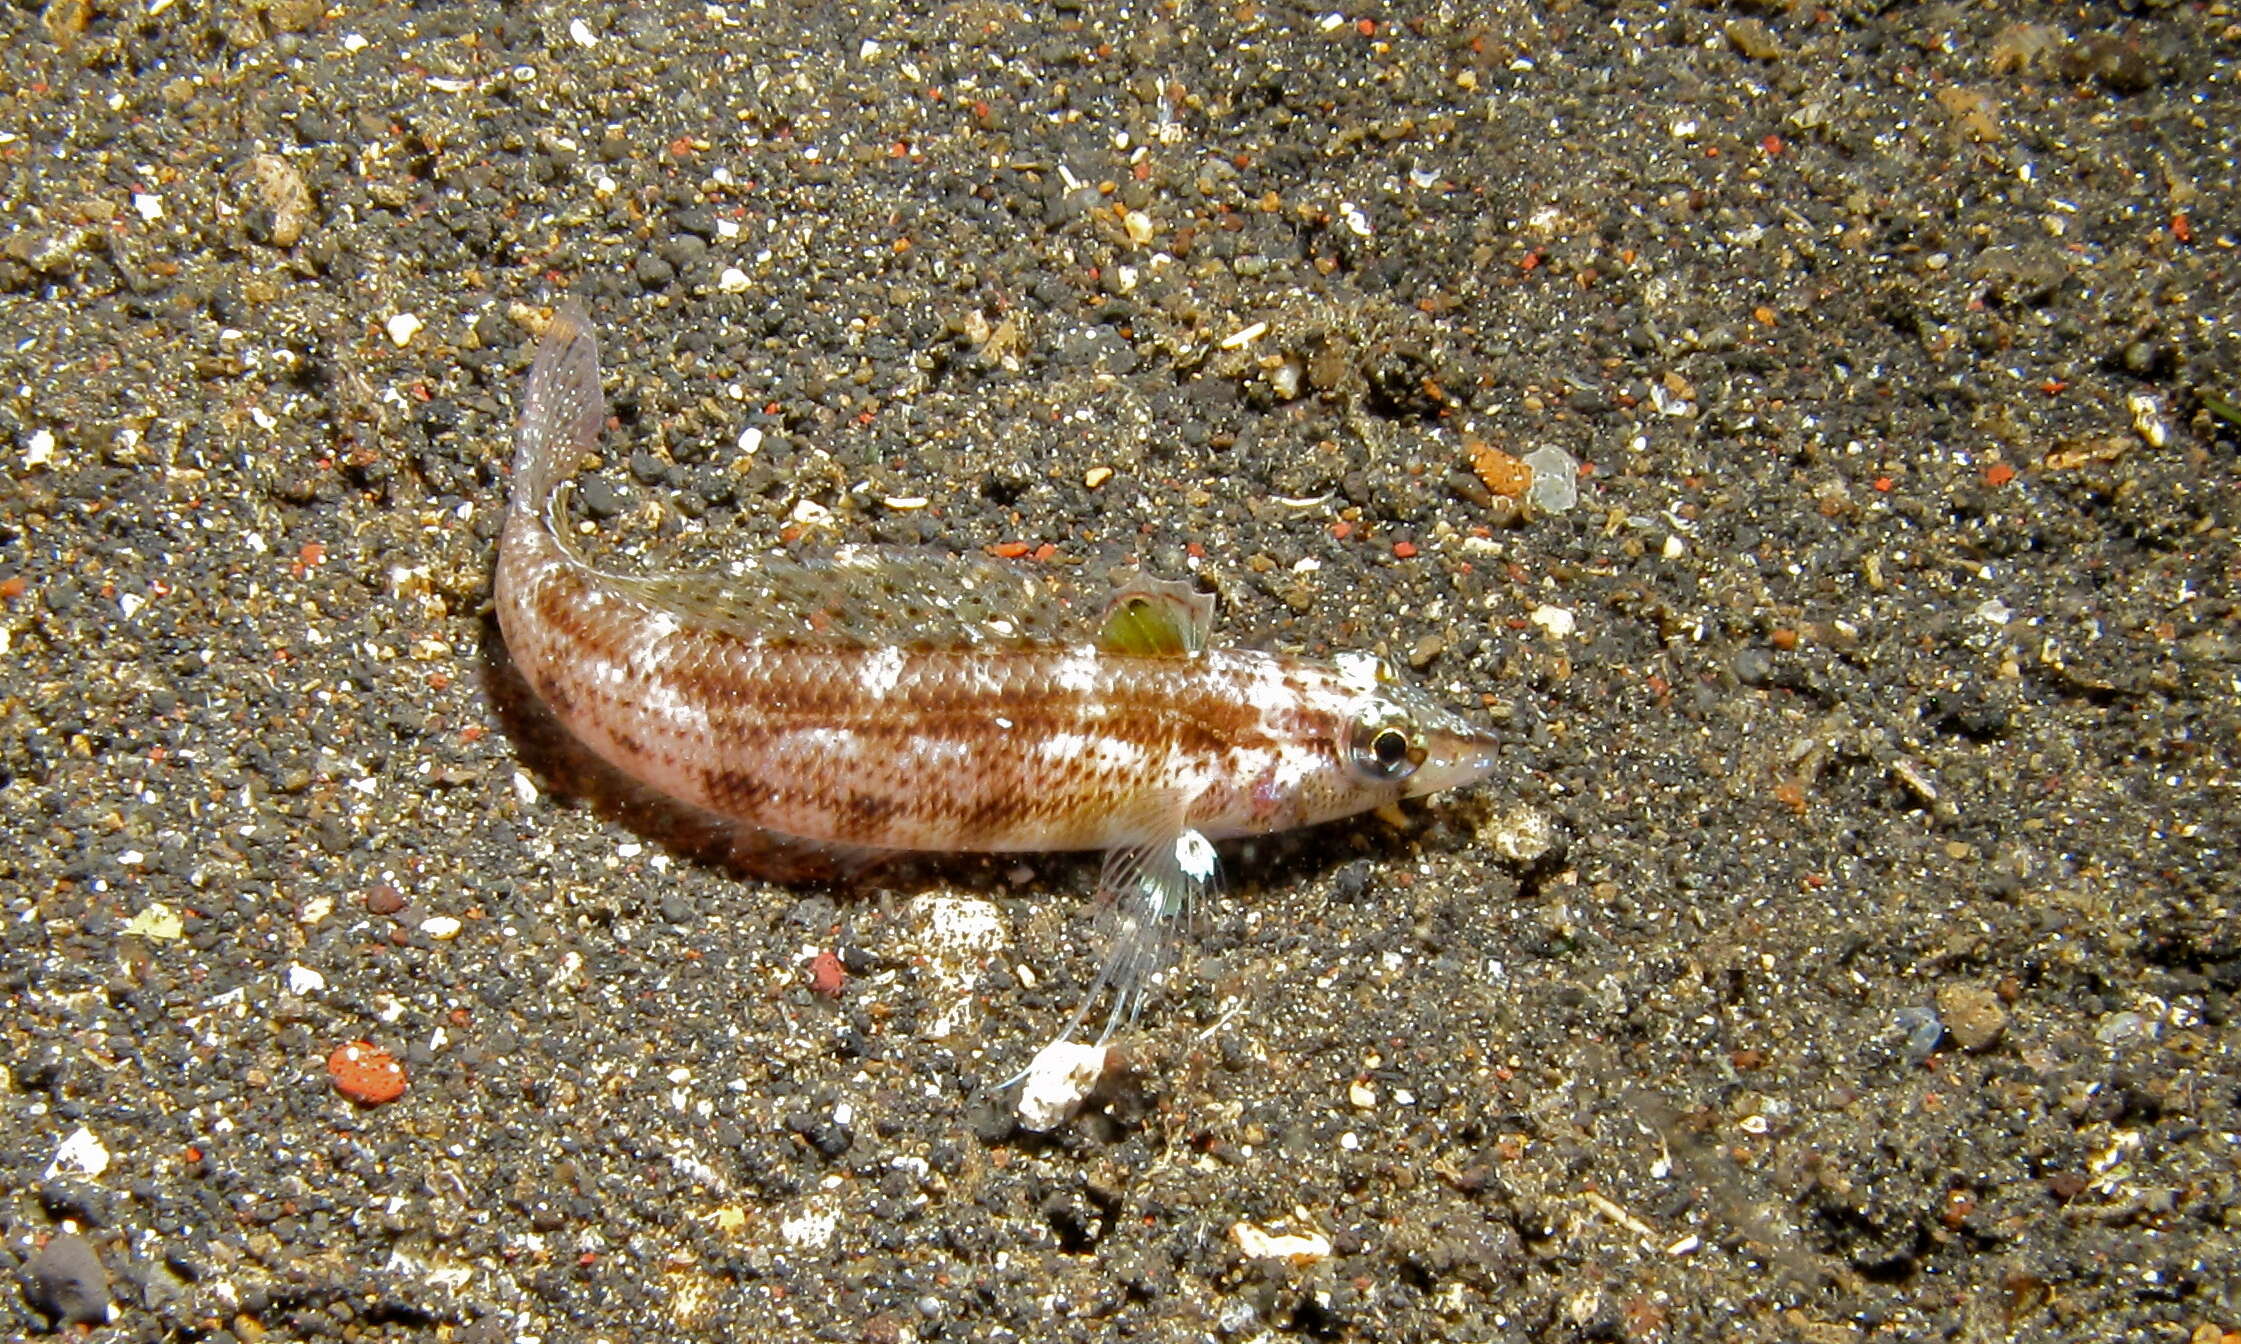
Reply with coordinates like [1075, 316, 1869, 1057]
[495, 300, 1503, 1058]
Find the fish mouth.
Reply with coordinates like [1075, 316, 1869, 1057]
[1407, 721, 1503, 797]
[1458, 724, 1502, 778]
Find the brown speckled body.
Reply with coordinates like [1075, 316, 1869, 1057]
[497, 302, 1500, 862]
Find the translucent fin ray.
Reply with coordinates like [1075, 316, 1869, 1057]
[999, 812, 1221, 1089]
[585, 546, 1081, 649]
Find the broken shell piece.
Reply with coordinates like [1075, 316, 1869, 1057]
[1232, 1221, 1334, 1266]
[1013, 1040, 1111, 1131]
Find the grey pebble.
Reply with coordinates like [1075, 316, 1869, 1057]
[575, 476, 626, 519]
[21, 1232, 110, 1327]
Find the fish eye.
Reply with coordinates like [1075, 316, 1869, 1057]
[1347, 716, 1422, 782]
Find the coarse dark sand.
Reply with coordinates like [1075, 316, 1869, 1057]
[3, 2, 2238, 1340]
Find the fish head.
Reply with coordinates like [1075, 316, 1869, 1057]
[1329, 653, 1503, 803]
[1232, 652, 1499, 834]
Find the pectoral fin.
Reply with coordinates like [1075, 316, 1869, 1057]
[1006, 824, 1220, 1085]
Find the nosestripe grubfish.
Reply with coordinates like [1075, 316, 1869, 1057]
[495, 301, 1502, 1058]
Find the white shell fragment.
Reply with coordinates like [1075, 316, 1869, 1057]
[1013, 1040, 1110, 1131]
[1231, 1221, 1334, 1266]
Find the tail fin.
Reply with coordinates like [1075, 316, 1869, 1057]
[511, 300, 604, 522]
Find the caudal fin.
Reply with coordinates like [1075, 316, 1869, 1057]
[511, 300, 604, 521]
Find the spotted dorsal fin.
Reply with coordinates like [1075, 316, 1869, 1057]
[1098, 574, 1215, 656]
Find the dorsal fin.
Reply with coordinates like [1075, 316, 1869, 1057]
[1097, 573, 1215, 656]
[580, 544, 1083, 649]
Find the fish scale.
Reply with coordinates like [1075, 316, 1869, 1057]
[495, 300, 1504, 1051]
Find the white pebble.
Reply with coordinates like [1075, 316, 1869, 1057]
[1530, 604, 1575, 639]
[1014, 1040, 1109, 1131]
[384, 312, 423, 347]
[1218, 321, 1267, 349]
[47, 1126, 110, 1180]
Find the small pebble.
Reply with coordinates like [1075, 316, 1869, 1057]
[1231, 1221, 1333, 1266]
[1895, 1006, 1944, 1065]
[1529, 604, 1575, 639]
[1724, 18, 1783, 61]
[1522, 446, 1579, 514]
[2095, 1011, 2154, 1050]
[123, 902, 184, 940]
[807, 949, 846, 997]
[21, 1233, 110, 1326]
[328, 1041, 408, 1105]
[45, 1126, 109, 1180]
[575, 477, 625, 519]
[1935, 983, 2009, 1052]
[1483, 808, 1558, 865]
[24, 428, 59, 468]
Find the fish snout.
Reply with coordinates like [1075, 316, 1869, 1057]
[1408, 719, 1502, 797]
